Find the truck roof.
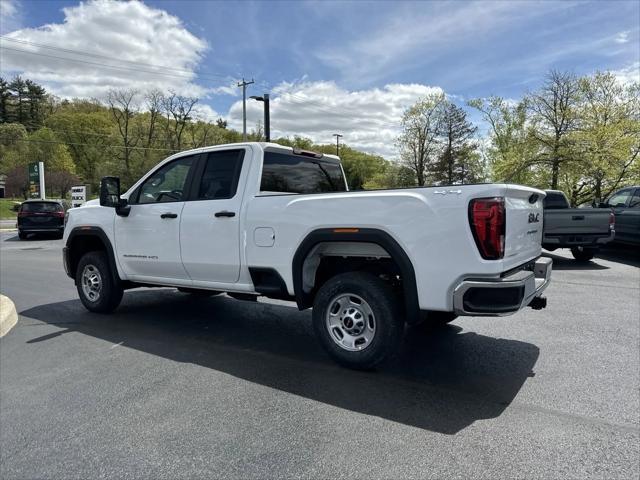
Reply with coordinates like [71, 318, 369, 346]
[166, 142, 341, 163]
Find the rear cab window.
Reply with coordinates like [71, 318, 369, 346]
[543, 192, 569, 209]
[260, 150, 347, 194]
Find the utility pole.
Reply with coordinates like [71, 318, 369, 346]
[333, 133, 343, 156]
[237, 77, 254, 141]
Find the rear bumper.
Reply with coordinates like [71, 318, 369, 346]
[453, 257, 552, 316]
[19, 226, 64, 232]
[543, 230, 614, 247]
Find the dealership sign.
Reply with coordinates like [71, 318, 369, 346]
[71, 185, 87, 208]
[28, 163, 40, 198]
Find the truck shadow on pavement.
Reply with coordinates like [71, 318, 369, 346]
[21, 290, 539, 435]
[542, 252, 610, 271]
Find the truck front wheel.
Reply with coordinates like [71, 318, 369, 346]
[571, 246, 597, 262]
[312, 272, 403, 370]
[76, 251, 123, 313]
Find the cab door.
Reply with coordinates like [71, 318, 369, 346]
[615, 188, 640, 243]
[114, 155, 197, 281]
[607, 188, 634, 242]
[179, 149, 247, 283]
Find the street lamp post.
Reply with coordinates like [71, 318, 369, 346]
[250, 94, 270, 142]
[333, 133, 343, 156]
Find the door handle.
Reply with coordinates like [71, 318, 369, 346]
[215, 211, 236, 218]
[160, 212, 178, 219]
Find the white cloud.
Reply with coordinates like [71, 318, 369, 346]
[190, 103, 220, 123]
[0, 0, 21, 33]
[614, 31, 630, 44]
[612, 62, 640, 85]
[226, 80, 444, 159]
[0, 0, 214, 100]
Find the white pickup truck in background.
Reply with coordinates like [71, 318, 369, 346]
[63, 142, 552, 369]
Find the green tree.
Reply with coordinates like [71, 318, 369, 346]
[27, 127, 75, 174]
[469, 96, 539, 186]
[0, 123, 29, 173]
[569, 73, 640, 203]
[107, 89, 142, 185]
[433, 102, 478, 184]
[528, 70, 580, 189]
[397, 92, 446, 186]
[45, 111, 113, 188]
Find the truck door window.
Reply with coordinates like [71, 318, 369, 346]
[137, 156, 194, 204]
[607, 189, 632, 208]
[629, 190, 640, 208]
[197, 150, 245, 200]
[261, 152, 346, 194]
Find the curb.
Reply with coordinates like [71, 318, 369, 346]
[0, 294, 18, 337]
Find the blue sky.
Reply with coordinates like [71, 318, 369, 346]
[1, 0, 639, 157]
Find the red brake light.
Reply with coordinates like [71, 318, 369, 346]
[469, 197, 505, 260]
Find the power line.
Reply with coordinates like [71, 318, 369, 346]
[2, 42, 403, 129]
[0, 46, 225, 84]
[11, 137, 180, 152]
[0, 36, 235, 83]
[0, 40, 406, 132]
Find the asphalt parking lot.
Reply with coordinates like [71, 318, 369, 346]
[1, 231, 638, 479]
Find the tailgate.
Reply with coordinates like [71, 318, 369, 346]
[544, 209, 611, 235]
[503, 185, 545, 269]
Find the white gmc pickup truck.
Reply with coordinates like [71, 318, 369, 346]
[63, 142, 551, 369]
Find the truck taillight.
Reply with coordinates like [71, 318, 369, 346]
[609, 211, 615, 230]
[469, 197, 505, 260]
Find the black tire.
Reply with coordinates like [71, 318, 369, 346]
[571, 246, 596, 262]
[76, 251, 123, 313]
[312, 272, 403, 370]
[18, 231, 27, 240]
[177, 287, 222, 297]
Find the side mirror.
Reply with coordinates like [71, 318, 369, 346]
[100, 176, 130, 216]
[100, 176, 121, 207]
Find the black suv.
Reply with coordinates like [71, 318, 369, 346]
[17, 199, 67, 240]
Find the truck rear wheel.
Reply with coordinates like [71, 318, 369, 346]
[312, 272, 403, 370]
[571, 246, 596, 262]
[76, 251, 123, 313]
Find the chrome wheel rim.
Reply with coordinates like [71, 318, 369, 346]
[81, 264, 102, 302]
[325, 293, 376, 351]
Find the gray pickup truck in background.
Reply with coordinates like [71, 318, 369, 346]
[597, 186, 640, 246]
[542, 190, 615, 261]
